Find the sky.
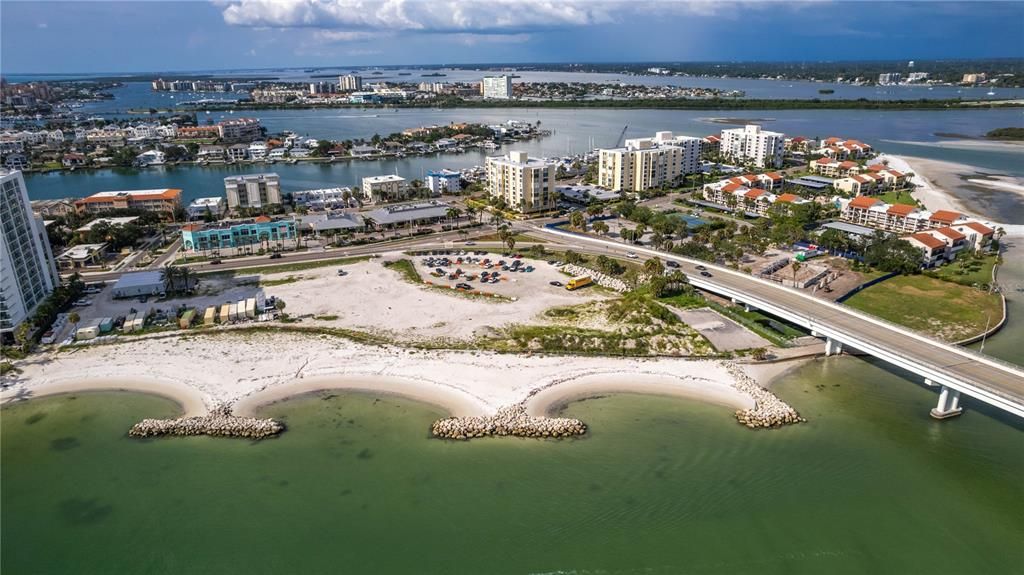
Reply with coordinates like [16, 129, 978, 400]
[3, 0, 1023, 74]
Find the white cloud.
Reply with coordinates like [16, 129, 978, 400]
[220, 0, 621, 34]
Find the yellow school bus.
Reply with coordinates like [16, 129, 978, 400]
[566, 276, 592, 290]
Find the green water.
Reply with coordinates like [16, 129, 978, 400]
[3, 360, 1022, 575]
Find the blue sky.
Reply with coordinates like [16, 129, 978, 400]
[3, 1, 1023, 74]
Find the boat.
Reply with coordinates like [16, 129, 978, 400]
[818, 88, 834, 94]
[987, 90, 996, 96]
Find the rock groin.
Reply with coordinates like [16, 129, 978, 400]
[432, 405, 586, 440]
[727, 365, 806, 428]
[129, 405, 284, 439]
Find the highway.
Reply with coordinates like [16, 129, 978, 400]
[529, 225, 1024, 418]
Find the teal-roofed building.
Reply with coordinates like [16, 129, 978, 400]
[181, 216, 296, 252]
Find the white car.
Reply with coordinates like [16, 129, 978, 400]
[625, 252, 639, 259]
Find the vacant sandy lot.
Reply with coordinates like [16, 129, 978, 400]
[268, 251, 608, 341]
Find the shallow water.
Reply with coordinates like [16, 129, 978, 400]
[3, 364, 1022, 574]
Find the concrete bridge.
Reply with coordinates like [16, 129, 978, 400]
[534, 226, 1024, 421]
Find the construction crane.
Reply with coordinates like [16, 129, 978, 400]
[614, 125, 629, 148]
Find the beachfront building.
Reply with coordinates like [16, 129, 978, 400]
[363, 200, 451, 230]
[597, 131, 702, 193]
[338, 74, 363, 92]
[485, 151, 557, 214]
[74, 189, 183, 219]
[180, 216, 297, 253]
[838, 196, 976, 234]
[425, 169, 463, 195]
[719, 124, 785, 168]
[816, 138, 874, 159]
[291, 187, 354, 210]
[0, 170, 59, 338]
[482, 75, 513, 99]
[187, 197, 227, 220]
[951, 221, 995, 250]
[834, 174, 885, 196]
[362, 175, 407, 204]
[811, 158, 861, 178]
[905, 233, 948, 267]
[223, 173, 282, 211]
[702, 179, 809, 217]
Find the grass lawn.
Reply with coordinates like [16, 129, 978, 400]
[925, 253, 999, 288]
[876, 189, 920, 206]
[382, 259, 422, 284]
[471, 232, 547, 243]
[843, 274, 1002, 341]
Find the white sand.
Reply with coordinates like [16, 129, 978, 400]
[2, 331, 758, 419]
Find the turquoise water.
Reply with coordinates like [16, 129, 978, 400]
[3, 367, 1022, 574]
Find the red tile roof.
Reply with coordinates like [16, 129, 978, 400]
[887, 204, 917, 216]
[929, 210, 963, 224]
[776, 193, 801, 203]
[910, 233, 945, 249]
[867, 164, 886, 171]
[744, 188, 767, 199]
[181, 224, 203, 232]
[849, 196, 881, 209]
[815, 158, 835, 165]
[254, 215, 272, 223]
[962, 221, 994, 235]
[722, 183, 742, 192]
[935, 227, 966, 241]
[839, 161, 858, 169]
[762, 172, 784, 180]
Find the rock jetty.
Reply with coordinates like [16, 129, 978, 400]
[432, 405, 586, 440]
[726, 365, 806, 428]
[561, 264, 630, 293]
[129, 405, 284, 439]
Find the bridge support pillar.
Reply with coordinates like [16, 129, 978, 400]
[824, 337, 844, 356]
[930, 386, 963, 420]
[744, 304, 757, 312]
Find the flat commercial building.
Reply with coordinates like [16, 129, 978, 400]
[74, 188, 183, 218]
[597, 131, 701, 192]
[362, 175, 407, 204]
[223, 173, 282, 210]
[485, 151, 556, 214]
[0, 170, 59, 336]
[364, 200, 451, 229]
[720, 124, 785, 169]
[111, 270, 165, 299]
[482, 75, 513, 99]
[180, 216, 297, 252]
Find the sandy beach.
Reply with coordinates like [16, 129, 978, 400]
[878, 153, 1024, 226]
[1, 331, 770, 420]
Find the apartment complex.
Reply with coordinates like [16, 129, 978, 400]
[0, 170, 59, 337]
[74, 188, 183, 218]
[719, 124, 785, 168]
[187, 197, 227, 219]
[338, 75, 363, 91]
[291, 187, 353, 210]
[482, 75, 513, 99]
[426, 169, 462, 195]
[180, 216, 297, 253]
[485, 151, 557, 214]
[223, 173, 282, 210]
[362, 175, 407, 203]
[597, 131, 702, 192]
[702, 178, 809, 217]
[217, 118, 262, 143]
[838, 196, 980, 234]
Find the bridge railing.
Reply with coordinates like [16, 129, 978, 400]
[535, 225, 1024, 378]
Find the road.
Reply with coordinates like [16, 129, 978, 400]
[528, 225, 1024, 416]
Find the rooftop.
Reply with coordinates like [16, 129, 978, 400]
[79, 189, 181, 202]
[57, 243, 107, 261]
[820, 221, 877, 238]
[113, 270, 164, 290]
[363, 174, 406, 184]
[910, 233, 946, 250]
[224, 173, 279, 183]
[365, 200, 450, 225]
[76, 216, 140, 232]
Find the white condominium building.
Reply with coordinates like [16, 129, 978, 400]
[720, 124, 785, 169]
[598, 131, 702, 192]
[482, 75, 513, 99]
[1, 170, 59, 337]
[339, 74, 363, 91]
[485, 151, 556, 214]
[223, 173, 282, 210]
[362, 175, 407, 204]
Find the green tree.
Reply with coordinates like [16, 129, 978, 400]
[644, 257, 665, 278]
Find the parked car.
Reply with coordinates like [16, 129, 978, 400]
[337, 269, 348, 276]
[455, 283, 473, 290]
[549, 281, 563, 287]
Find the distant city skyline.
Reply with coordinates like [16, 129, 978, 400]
[2, 1, 1023, 74]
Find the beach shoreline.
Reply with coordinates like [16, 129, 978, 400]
[1, 331, 803, 427]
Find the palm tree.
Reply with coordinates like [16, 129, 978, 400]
[362, 217, 377, 233]
[465, 205, 477, 224]
[68, 312, 81, 325]
[569, 210, 586, 231]
[505, 235, 517, 253]
[644, 257, 665, 278]
[446, 207, 462, 229]
[592, 221, 609, 236]
[490, 211, 505, 231]
[791, 261, 802, 287]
